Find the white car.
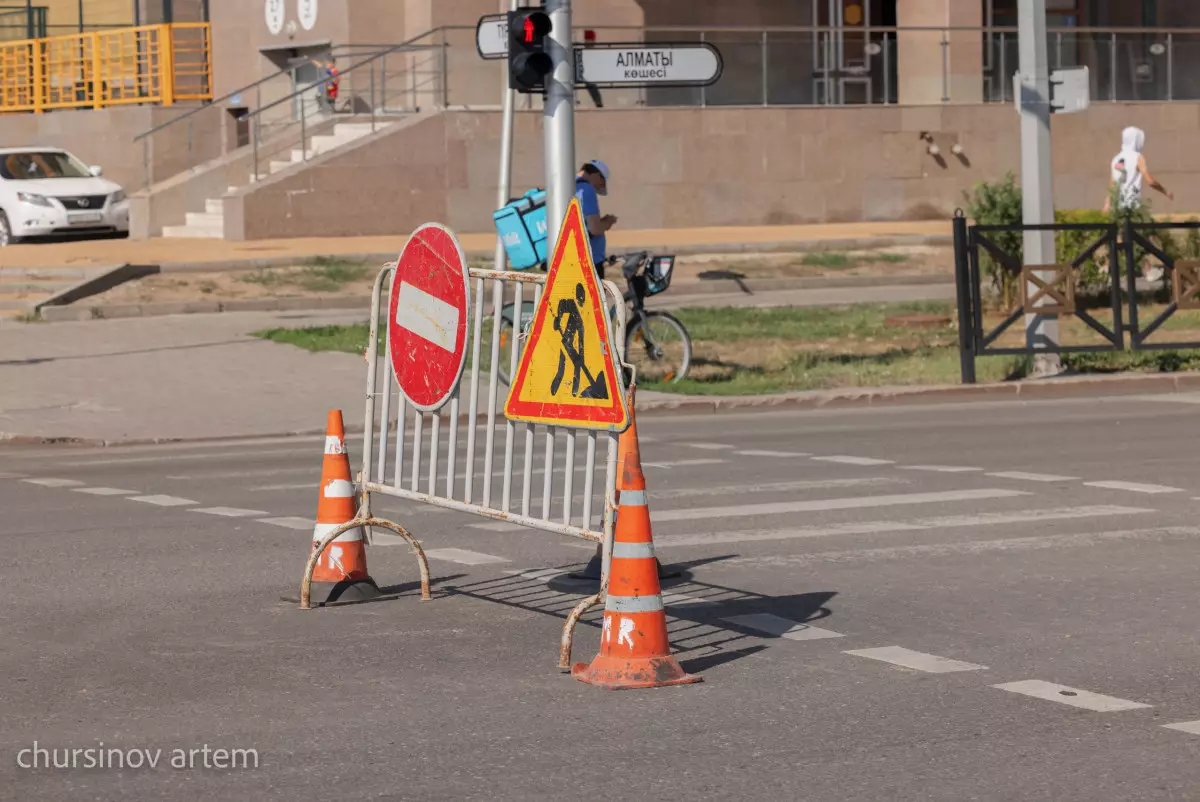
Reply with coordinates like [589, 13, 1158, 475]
[0, 147, 130, 246]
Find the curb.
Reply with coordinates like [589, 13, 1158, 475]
[36, 273, 955, 322]
[10, 234, 953, 277]
[5, 370, 1199, 448]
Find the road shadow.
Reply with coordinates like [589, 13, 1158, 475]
[698, 269, 753, 295]
[0, 339, 252, 367]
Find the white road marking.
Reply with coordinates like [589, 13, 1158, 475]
[656, 505, 1150, 548]
[0, 471, 26, 479]
[396, 281, 460, 352]
[725, 523, 1191, 568]
[992, 680, 1150, 712]
[812, 456, 895, 466]
[651, 488, 1028, 523]
[468, 521, 527, 532]
[642, 458, 726, 469]
[73, 446, 310, 468]
[845, 646, 986, 673]
[1162, 720, 1200, 736]
[1084, 480, 1183, 494]
[661, 591, 714, 606]
[723, 613, 844, 641]
[685, 443, 735, 451]
[72, 487, 137, 496]
[249, 482, 321, 492]
[23, 478, 84, 487]
[900, 465, 983, 473]
[128, 495, 198, 507]
[655, 476, 904, 500]
[735, 450, 812, 458]
[191, 507, 271, 518]
[257, 516, 314, 530]
[424, 548, 510, 565]
[987, 471, 1079, 482]
[504, 567, 569, 580]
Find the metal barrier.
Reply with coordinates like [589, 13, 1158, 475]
[301, 263, 630, 669]
[0, 22, 211, 113]
[952, 213, 1200, 383]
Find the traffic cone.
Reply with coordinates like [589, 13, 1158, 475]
[572, 396, 701, 690]
[567, 392, 679, 582]
[308, 410, 382, 606]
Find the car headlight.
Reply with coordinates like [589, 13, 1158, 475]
[17, 192, 53, 208]
[109, 190, 126, 204]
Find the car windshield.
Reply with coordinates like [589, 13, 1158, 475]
[0, 151, 91, 180]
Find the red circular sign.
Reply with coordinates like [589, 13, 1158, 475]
[388, 224, 471, 412]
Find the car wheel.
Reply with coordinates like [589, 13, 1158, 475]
[0, 211, 15, 247]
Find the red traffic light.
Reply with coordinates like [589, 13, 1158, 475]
[511, 10, 551, 44]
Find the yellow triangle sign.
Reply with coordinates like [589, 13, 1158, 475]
[504, 198, 630, 432]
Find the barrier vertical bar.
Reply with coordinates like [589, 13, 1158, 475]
[952, 211, 976, 384]
[542, 428, 556, 520]
[394, 394, 407, 488]
[377, 274, 394, 481]
[562, 432, 576, 525]
[599, 432, 618, 586]
[521, 285, 542, 516]
[760, 31, 768, 106]
[362, 267, 387, 488]
[31, 38, 44, 113]
[501, 282, 523, 511]
[91, 32, 104, 109]
[482, 280, 504, 507]
[581, 432, 597, 530]
[160, 24, 175, 106]
[410, 413, 424, 491]
[882, 33, 890, 105]
[464, 276, 486, 503]
[428, 411, 440, 496]
[445, 390, 460, 499]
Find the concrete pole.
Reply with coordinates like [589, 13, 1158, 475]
[493, 0, 519, 272]
[1017, 0, 1061, 375]
[542, 0, 576, 247]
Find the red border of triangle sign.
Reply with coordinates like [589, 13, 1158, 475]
[504, 198, 631, 432]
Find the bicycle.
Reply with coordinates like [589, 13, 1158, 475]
[496, 250, 693, 386]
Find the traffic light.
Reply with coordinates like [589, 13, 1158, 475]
[507, 7, 553, 93]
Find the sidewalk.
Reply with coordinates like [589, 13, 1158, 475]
[1, 220, 953, 272]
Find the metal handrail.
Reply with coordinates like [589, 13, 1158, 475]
[569, 24, 1200, 34]
[132, 43, 387, 143]
[240, 37, 441, 123]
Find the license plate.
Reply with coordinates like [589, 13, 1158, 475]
[69, 212, 103, 224]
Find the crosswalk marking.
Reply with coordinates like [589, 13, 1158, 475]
[736, 450, 811, 458]
[424, 548, 510, 565]
[129, 495, 198, 507]
[723, 613, 844, 641]
[72, 487, 137, 496]
[654, 476, 904, 501]
[992, 680, 1151, 712]
[191, 507, 271, 518]
[257, 517, 313, 530]
[684, 443, 735, 451]
[812, 456, 895, 466]
[1162, 720, 1200, 736]
[651, 488, 1028, 524]
[654, 505, 1150, 548]
[23, 478, 84, 487]
[845, 646, 986, 673]
[1083, 480, 1183, 494]
[987, 471, 1079, 482]
[900, 465, 983, 473]
[642, 459, 726, 469]
[468, 521, 527, 532]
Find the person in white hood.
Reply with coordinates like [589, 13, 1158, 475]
[1103, 126, 1172, 214]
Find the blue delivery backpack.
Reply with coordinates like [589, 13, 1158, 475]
[493, 188, 549, 270]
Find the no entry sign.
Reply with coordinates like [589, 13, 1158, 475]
[388, 224, 471, 412]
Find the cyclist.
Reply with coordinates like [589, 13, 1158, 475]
[575, 160, 617, 278]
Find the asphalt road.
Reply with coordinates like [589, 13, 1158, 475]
[4, 393, 1200, 800]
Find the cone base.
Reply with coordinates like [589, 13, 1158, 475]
[571, 655, 702, 690]
[308, 577, 383, 606]
[568, 554, 682, 582]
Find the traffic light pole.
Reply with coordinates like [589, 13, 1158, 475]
[493, 0, 519, 272]
[542, 0, 575, 247]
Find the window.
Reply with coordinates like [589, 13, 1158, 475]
[0, 152, 92, 181]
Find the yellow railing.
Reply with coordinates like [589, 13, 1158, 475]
[0, 22, 211, 113]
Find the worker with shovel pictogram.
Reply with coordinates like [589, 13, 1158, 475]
[550, 283, 609, 400]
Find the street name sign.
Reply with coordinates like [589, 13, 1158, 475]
[389, 224, 471, 413]
[504, 199, 630, 432]
[575, 42, 723, 88]
[476, 13, 508, 59]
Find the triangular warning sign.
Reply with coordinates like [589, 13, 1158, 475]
[504, 198, 630, 432]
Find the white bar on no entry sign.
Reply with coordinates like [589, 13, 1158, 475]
[397, 281, 460, 353]
[576, 44, 721, 85]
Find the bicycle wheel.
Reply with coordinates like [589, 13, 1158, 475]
[626, 311, 692, 383]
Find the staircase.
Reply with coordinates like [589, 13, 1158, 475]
[161, 121, 392, 239]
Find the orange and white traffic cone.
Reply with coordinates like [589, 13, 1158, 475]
[572, 396, 701, 690]
[308, 410, 382, 606]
